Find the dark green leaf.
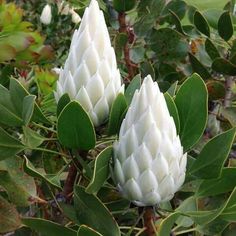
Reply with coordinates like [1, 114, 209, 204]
[189, 128, 236, 179]
[113, 0, 136, 12]
[197, 168, 236, 197]
[108, 94, 127, 135]
[189, 53, 211, 80]
[57, 101, 96, 150]
[57, 93, 70, 117]
[169, 10, 186, 35]
[212, 58, 236, 75]
[164, 93, 180, 134]
[203, 9, 223, 29]
[0, 127, 25, 161]
[194, 11, 210, 37]
[22, 95, 35, 125]
[124, 74, 141, 105]
[206, 80, 226, 100]
[149, 28, 189, 62]
[205, 38, 221, 60]
[77, 225, 102, 236]
[74, 186, 120, 236]
[22, 218, 76, 236]
[218, 11, 233, 41]
[175, 73, 208, 150]
[0, 196, 21, 234]
[86, 146, 112, 194]
[140, 61, 155, 79]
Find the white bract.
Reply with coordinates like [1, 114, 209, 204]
[40, 4, 52, 25]
[112, 76, 187, 206]
[54, 0, 124, 126]
[70, 9, 81, 24]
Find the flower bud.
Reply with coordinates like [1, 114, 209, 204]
[70, 9, 81, 24]
[112, 76, 187, 206]
[40, 4, 52, 25]
[54, 0, 124, 126]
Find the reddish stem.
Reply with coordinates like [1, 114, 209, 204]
[143, 207, 156, 236]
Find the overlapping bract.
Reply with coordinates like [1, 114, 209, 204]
[113, 76, 187, 206]
[40, 4, 52, 25]
[54, 0, 124, 126]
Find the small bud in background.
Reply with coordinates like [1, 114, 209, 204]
[207, 104, 221, 137]
[54, 0, 124, 127]
[70, 9, 81, 24]
[112, 75, 187, 206]
[40, 4, 52, 25]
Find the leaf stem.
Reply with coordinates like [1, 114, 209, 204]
[175, 227, 197, 235]
[33, 122, 56, 133]
[143, 206, 157, 236]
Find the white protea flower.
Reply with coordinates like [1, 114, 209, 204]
[70, 9, 81, 24]
[112, 75, 187, 206]
[40, 4, 52, 25]
[54, 0, 124, 127]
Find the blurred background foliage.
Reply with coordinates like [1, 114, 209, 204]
[1, 0, 236, 235]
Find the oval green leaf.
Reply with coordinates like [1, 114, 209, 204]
[113, 0, 136, 12]
[189, 128, 236, 179]
[78, 225, 102, 236]
[218, 11, 233, 41]
[175, 73, 208, 151]
[194, 11, 210, 37]
[57, 101, 96, 150]
[212, 58, 236, 75]
[205, 38, 220, 61]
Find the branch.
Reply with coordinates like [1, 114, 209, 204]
[118, 12, 137, 81]
[224, 76, 234, 108]
[143, 206, 157, 236]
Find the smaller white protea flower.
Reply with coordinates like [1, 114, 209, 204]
[54, 0, 124, 126]
[70, 9, 81, 24]
[40, 4, 52, 25]
[112, 75, 187, 206]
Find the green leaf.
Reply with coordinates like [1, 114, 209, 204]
[0, 196, 21, 234]
[159, 212, 180, 236]
[140, 61, 155, 79]
[149, 28, 189, 62]
[23, 156, 61, 189]
[167, 81, 178, 96]
[0, 156, 37, 206]
[78, 225, 102, 236]
[205, 38, 221, 60]
[189, 128, 236, 179]
[194, 11, 210, 37]
[197, 168, 236, 197]
[189, 53, 211, 80]
[22, 218, 77, 236]
[22, 95, 35, 125]
[22, 126, 45, 149]
[74, 186, 120, 236]
[0, 84, 23, 126]
[57, 101, 96, 150]
[218, 11, 233, 41]
[164, 93, 180, 134]
[212, 58, 236, 75]
[113, 0, 136, 12]
[108, 94, 127, 135]
[221, 107, 236, 127]
[0, 127, 25, 161]
[86, 146, 112, 194]
[57, 93, 70, 117]
[124, 74, 141, 105]
[206, 80, 226, 100]
[203, 9, 223, 29]
[175, 73, 208, 150]
[169, 9, 186, 35]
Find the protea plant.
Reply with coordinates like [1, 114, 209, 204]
[112, 75, 187, 206]
[54, 0, 124, 126]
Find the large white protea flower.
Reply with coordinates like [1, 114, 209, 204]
[112, 75, 187, 206]
[40, 4, 52, 25]
[54, 0, 124, 126]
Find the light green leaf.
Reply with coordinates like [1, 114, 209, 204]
[167, 81, 178, 96]
[22, 126, 45, 149]
[22, 218, 77, 236]
[0, 196, 21, 234]
[74, 186, 120, 236]
[78, 225, 102, 236]
[108, 94, 127, 135]
[0, 127, 25, 161]
[0, 156, 37, 206]
[22, 95, 35, 125]
[164, 93, 180, 134]
[86, 146, 112, 194]
[189, 128, 236, 179]
[175, 73, 208, 150]
[57, 101, 96, 150]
